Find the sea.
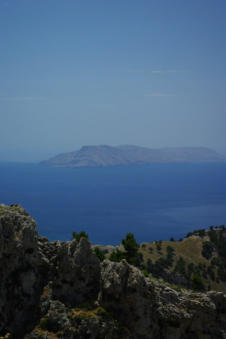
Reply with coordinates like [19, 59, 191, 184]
[0, 162, 226, 245]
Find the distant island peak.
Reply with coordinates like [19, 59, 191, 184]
[42, 145, 226, 167]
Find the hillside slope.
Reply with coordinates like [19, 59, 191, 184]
[138, 226, 226, 293]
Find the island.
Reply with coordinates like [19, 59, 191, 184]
[42, 145, 226, 167]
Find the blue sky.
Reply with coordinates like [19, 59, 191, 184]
[0, 0, 226, 161]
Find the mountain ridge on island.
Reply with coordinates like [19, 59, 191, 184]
[42, 145, 226, 167]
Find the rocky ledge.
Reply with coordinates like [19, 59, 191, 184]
[0, 204, 225, 339]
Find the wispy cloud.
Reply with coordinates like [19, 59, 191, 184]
[167, 70, 178, 73]
[151, 69, 185, 74]
[125, 69, 145, 73]
[0, 96, 46, 102]
[144, 93, 175, 97]
[123, 69, 186, 74]
[151, 70, 162, 74]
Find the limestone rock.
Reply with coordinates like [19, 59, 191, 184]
[99, 260, 226, 339]
[0, 205, 225, 339]
[0, 204, 42, 337]
[51, 237, 100, 306]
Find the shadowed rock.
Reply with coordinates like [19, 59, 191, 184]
[0, 205, 225, 339]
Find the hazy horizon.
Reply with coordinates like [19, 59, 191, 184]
[1, 1, 225, 162]
[0, 144, 225, 164]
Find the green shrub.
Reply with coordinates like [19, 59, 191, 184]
[207, 266, 215, 281]
[202, 241, 214, 259]
[96, 307, 108, 317]
[191, 274, 205, 291]
[39, 317, 52, 331]
[156, 240, 162, 251]
[109, 248, 125, 262]
[217, 267, 226, 281]
[146, 258, 153, 273]
[167, 245, 175, 257]
[188, 262, 195, 273]
[142, 270, 149, 277]
[211, 257, 221, 267]
[174, 257, 186, 275]
[72, 231, 89, 242]
[93, 247, 105, 262]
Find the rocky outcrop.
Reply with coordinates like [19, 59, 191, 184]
[38, 236, 100, 307]
[0, 204, 42, 337]
[99, 260, 226, 338]
[0, 204, 226, 339]
[0, 205, 102, 338]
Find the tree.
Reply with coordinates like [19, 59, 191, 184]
[72, 231, 89, 242]
[156, 240, 162, 252]
[202, 241, 214, 259]
[122, 233, 139, 265]
[174, 257, 186, 275]
[146, 258, 153, 273]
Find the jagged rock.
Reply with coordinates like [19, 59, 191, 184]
[99, 260, 226, 339]
[0, 205, 226, 339]
[0, 205, 101, 338]
[51, 237, 100, 306]
[0, 204, 42, 337]
[99, 259, 154, 337]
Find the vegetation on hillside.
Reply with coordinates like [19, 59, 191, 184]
[139, 225, 226, 292]
[74, 225, 226, 293]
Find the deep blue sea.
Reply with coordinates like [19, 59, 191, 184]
[0, 162, 226, 245]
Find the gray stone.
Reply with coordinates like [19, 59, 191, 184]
[0, 205, 225, 339]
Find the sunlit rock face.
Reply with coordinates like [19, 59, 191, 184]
[0, 204, 225, 339]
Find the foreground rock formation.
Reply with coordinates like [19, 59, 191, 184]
[0, 204, 226, 339]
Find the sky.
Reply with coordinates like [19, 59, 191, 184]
[0, 0, 226, 162]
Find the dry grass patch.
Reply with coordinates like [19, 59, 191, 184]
[140, 236, 210, 267]
[71, 306, 107, 320]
